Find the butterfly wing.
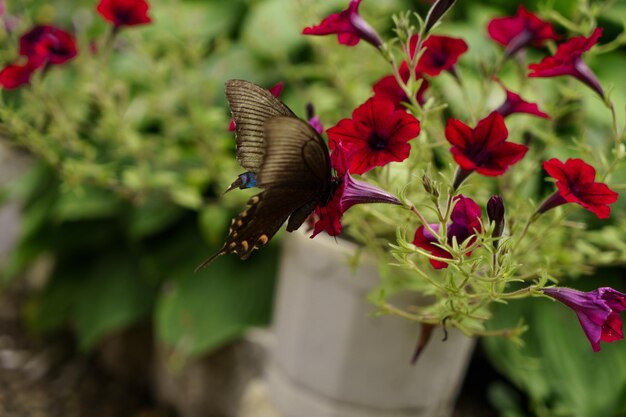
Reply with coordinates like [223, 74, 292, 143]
[257, 116, 331, 192]
[194, 188, 314, 270]
[225, 80, 295, 173]
[259, 116, 332, 231]
[197, 116, 332, 269]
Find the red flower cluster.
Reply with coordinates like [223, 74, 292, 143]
[327, 96, 421, 175]
[488, 5, 559, 57]
[413, 195, 482, 269]
[97, 0, 152, 28]
[537, 158, 618, 219]
[445, 112, 528, 188]
[372, 34, 466, 108]
[302, 0, 382, 48]
[529, 28, 604, 98]
[0, 25, 77, 89]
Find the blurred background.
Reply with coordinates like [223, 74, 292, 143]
[1, 0, 625, 416]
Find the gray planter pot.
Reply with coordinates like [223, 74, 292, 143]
[267, 229, 475, 417]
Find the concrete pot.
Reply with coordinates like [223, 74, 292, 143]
[267, 229, 475, 417]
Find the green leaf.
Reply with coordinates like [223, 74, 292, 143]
[74, 253, 154, 350]
[25, 250, 154, 350]
[155, 226, 278, 356]
[53, 186, 123, 222]
[127, 197, 185, 240]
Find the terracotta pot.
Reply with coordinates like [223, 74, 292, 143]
[267, 229, 475, 417]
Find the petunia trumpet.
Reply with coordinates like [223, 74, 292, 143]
[302, 0, 382, 48]
[543, 287, 626, 352]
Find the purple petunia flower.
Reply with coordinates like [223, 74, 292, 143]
[543, 287, 626, 352]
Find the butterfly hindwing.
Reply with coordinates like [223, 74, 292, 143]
[225, 80, 295, 173]
[195, 187, 316, 270]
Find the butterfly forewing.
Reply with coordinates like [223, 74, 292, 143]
[225, 80, 295, 172]
[258, 116, 331, 194]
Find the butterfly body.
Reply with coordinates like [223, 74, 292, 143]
[196, 81, 333, 270]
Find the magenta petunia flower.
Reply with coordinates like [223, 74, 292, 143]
[327, 96, 421, 175]
[445, 111, 528, 188]
[19, 25, 77, 67]
[228, 81, 284, 131]
[372, 62, 429, 110]
[97, 0, 152, 28]
[413, 195, 482, 269]
[417, 35, 468, 77]
[494, 80, 549, 119]
[543, 287, 626, 352]
[537, 158, 618, 219]
[529, 28, 604, 98]
[302, 0, 382, 48]
[311, 171, 401, 237]
[488, 5, 559, 57]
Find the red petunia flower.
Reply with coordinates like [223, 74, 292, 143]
[494, 80, 549, 119]
[0, 60, 38, 89]
[413, 195, 482, 269]
[228, 81, 284, 131]
[445, 111, 528, 188]
[97, 0, 152, 28]
[372, 63, 429, 110]
[537, 158, 618, 219]
[528, 28, 604, 98]
[311, 171, 401, 237]
[327, 96, 421, 175]
[543, 287, 626, 352]
[302, 0, 382, 48]
[417, 35, 468, 77]
[19, 25, 77, 67]
[487, 5, 559, 57]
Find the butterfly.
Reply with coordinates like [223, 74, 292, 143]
[196, 80, 336, 270]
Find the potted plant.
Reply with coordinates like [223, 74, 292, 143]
[257, 0, 626, 415]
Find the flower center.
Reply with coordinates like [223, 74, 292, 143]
[432, 52, 448, 68]
[465, 143, 490, 165]
[115, 7, 134, 24]
[368, 132, 387, 150]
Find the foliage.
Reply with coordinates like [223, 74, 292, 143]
[1, 0, 626, 415]
[0, 0, 288, 355]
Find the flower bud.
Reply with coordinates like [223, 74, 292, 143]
[424, 0, 457, 34]
[487, 195, 505, 246]
[422, 175, 439, 198]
